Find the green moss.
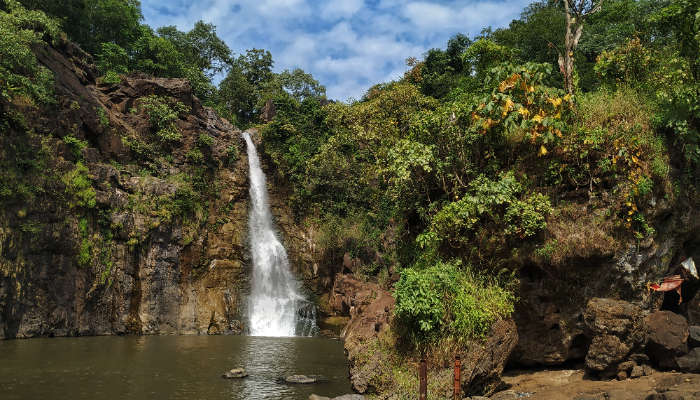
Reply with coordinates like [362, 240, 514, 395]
[77, 237, 91, 267]
[62, 162, 96, 208]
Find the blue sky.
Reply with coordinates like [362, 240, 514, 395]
[141, 0, 534, 101]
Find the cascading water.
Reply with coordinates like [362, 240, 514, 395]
[243, 131, 317, 337]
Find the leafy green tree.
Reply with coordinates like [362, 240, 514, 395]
[277, 68, 326, 102]
[218, 49, 275, 124]
[17, 0, 143, 54]
[156, 21, 232, 78]
[418, 33, 473, 99]
[489, 1, 564, 74]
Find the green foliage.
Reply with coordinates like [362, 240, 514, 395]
[225, 145, 238, 166]
[96, 42, 129, 77]
[157, 21, 232, 78]
[197, 133, 214, 147]
[218, 48, 275, 124]
[138, 95, 189, 142]
[277, 68, 326, 102]
[0, 0, 58, 106]
[17, 0, 143, 55]
[96, 107, 109, 127]
[394, 260, 515, 348]
[62, 161, 96, 208]
[185, 148, 203, 163]
[424, 172, 551, 250]
[63, 134, 87, 158]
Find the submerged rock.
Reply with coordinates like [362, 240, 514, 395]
[284, 374, 326, 384]
[222, 368, 248, 379]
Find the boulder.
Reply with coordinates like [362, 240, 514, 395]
[676, 348, 700, 372]
[461, 319, 519, 397]
[644, 311, 689, 369]
[330, 274, 395, 394]
[630, 365, 644, 378]
[582, 298, 647, 374]
[585, 335, 630, 371]
[688, 325, 700, 348]
[584, 298, 644, 338]
[221, 368, 248, 379]
[618, 360, 637, 372]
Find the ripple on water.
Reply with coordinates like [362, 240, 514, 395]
[0, 335, 350, 400]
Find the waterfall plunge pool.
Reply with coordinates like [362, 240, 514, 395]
[0, 335, 351, 400]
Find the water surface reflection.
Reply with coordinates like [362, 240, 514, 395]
[0, 335, 350, 400]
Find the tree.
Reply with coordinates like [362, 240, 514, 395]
[489, 1, 565, 77]
[157, 21, 232, 78]
[556, 0, 604, 93]
[277, 68, 326, 102]
[17, 0, 143, 54]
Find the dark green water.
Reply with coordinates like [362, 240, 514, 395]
[0, 335, 352, 400]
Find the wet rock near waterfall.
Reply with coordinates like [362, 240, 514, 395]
[222, 368, 248, 379]
[645, 311, 689, 370]
[281, 374, 327, 384]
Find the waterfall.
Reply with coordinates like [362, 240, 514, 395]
[243, 131, 317, 337]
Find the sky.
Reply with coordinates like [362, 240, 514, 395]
[141, 0, 534, 101]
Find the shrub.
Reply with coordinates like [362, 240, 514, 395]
[138, 95, 190, 142]
[425, 172, 551, 248]
[62, 161, 96, 208]
[197, 133, 214, 147]
[185, 148, 203, 163]
[0, 0, 59, 106]
[394, 260, 515, 348]
[63, 135, 88, 159]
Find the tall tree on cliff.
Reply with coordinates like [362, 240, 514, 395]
[557, 0, 603, 93]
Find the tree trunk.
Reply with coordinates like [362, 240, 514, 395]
[558, 0, 602, 94]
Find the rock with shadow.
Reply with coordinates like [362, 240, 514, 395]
[221, 368, 248, 379]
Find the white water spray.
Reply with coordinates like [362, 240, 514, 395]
[243, 131, 316, 337]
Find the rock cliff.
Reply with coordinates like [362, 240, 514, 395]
[0, 39, 254, 338]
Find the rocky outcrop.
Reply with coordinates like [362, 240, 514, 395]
[583, 298, 647, 374]
[328, 274, 394, 394]
[645, 311, 689, 370]
[0, 38, 252, 338]
[511, 201, 700, 368]
[461, 319, 519, 397]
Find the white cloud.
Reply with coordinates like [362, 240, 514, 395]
[320, 0, 364, 20]
[141, 0, 532, 100]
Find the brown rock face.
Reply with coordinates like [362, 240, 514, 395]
[645, 311, 689, 369]
[586, 335, 631, 372]
[461, 319, 519, 397]
[582, 298, 646, 374]
[0, 39, 254, 338]
[328, 274, 394, 394]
